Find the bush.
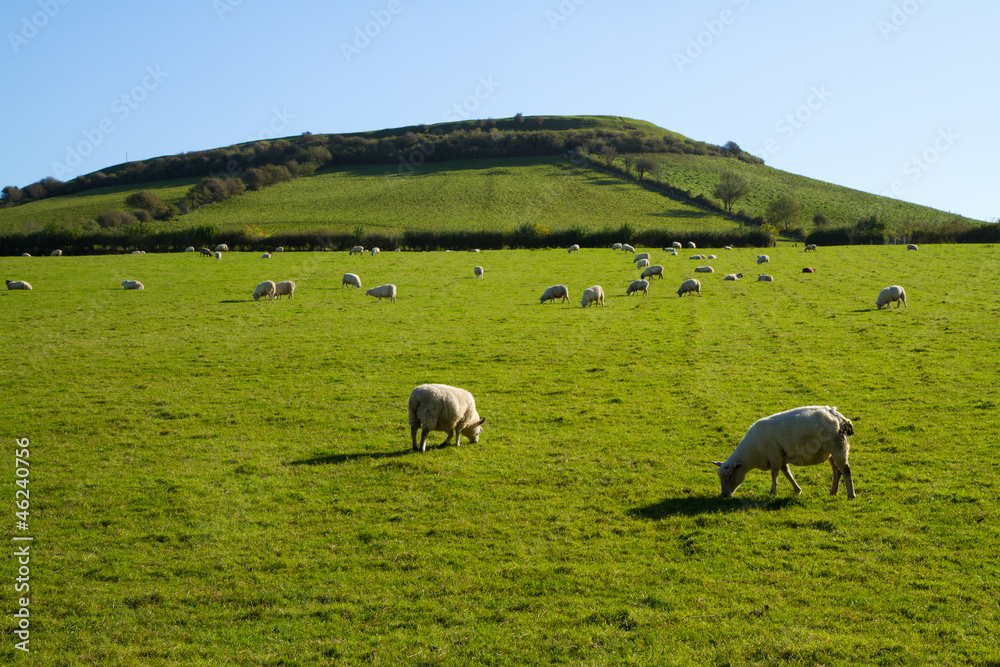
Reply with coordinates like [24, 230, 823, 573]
[96, 208, 137, 229]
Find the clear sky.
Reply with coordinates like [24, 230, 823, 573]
[2, 0, 996, 221]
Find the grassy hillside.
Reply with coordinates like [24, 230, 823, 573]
[1, 246, 998, 664]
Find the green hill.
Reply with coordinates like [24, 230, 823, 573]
[0, 115, 981, 243]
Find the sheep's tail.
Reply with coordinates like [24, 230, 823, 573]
[830, 406, 854, 436]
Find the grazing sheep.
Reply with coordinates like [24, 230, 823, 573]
[274, 246, 284, 252]
[621, 244, 635, 253]
[714, 405, 856, 499]
[695, 266, 714, 273]
[641, 264, 664, 280]
[50, 249, 62, 256]
[633, 252, 650, 263]
[366, 284, 397, 303]
[723, 273, 743, 281]
[540, 285, 570, 304]
[689, 254, 706, 260]
[199, 248, 212, 257]
[907, 244, 919, 251]
[580, 285, 605, 307]
[724, 245, 734, 250]
[805, 244, 817, 252]
[670, 251, 678, 256]
[253, 280, 276, 301]
[342, 273, 362, 289]
[349, 245, 364, 255]
[757, 254, 770, 265]
[672, 241, 682, 249]
[262, 253, 271, 259]
[474, 265, 484, 279]
[677, 278, 701, 296]
[130, 250, 141, 255]
[876, 285, 907, 310]
[274, 280, 295, 299]
[214, 251, 222, 260]
[471, 248, 480, 253]
[707, 254, 717, 260]
[568, 244, 580, 253]
[612, 243, 623, 250]
[214, 244, 229, 252]
[802, 267, 815, 273]
[636, 258, 650, 269]
[371, 247, 380, 256]
[626, 279, 649, 296]
[758, 274, 774, 282]
[408, 383, 486, 453]
[687, 242, 696, 249]
[121, 280, 144, 290]
[21, 253, 30, 257]
[5, 280, 32, 290]
[184, 247, 195, 253]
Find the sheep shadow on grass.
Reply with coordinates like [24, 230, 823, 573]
[286, 449, 411, 466]
[631, 494, 800, 519]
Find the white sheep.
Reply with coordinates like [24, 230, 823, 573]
[672, 241, 682, 249]
[695, 266, 714, 273]
[686, 242, 696, 249]
[724, 245, 734, 250]
[540, 285, 570, 304]
[621, 244, 635, 253]
[714, 405, 856, 499]
[636, 258, 650, 269]
[757, 274, 774, 282]
[121, 280, 144, 290]
[199, 248, 212, 257]
[214, 251, 222, 260]
[342, 273, 362, 289]
[723, 273, 743, 281]
[474, 265, 484, 279]
[253, 280, 276, 301]
[641, 265, 664, 280]
[707, 254, 717, 260]
[262, 253, 271, 259]
[689, 254, 706, 260]
[677, 278, 700, 296]
[568, 244, 580, 253]
[21, 253, 30, 257]
[876, 285, 906, 310]
[5, 280, 32, 290]
[274, 246, 284, 252]
[612, 243, 623, 250]
[633, 252, 650, 263]
[214, 244, 229, 252]
[50, 249, 62, 256]
[626, 279, 649, 296]
[184, 247, 195, 252]
[805, 244, 817, 252]
[349, 245, 364, 255]
[906, 244, 919, 251]
[580, 285, 604, 307]
[471, 248, 480, 253]
[274, 280, 295, 299]
[371, 247, 380, 256]
[757, 254, 770, 265]
[408, 383, 486, 453]
[366, 284, 397, 303]
[130, 250, 141, 255]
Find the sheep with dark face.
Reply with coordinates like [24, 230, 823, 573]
[408, 384, 486, 453]
[714, 406, 856, 499]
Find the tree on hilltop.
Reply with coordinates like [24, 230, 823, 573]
[712, 172, 750, 214]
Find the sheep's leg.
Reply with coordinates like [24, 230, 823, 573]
[411, 424, 420, 452]
[454, 430, 462, 448]
[830, 459, 842, 495]
[440, 430, 454, 448]
[780, 464, 802, 495]
[769, 468, 780, 494]
[841, 463, 855, 499]
[419, 426, 431, 453]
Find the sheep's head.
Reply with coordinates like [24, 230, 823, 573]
[462, 417, 486, 444]
[714, 460, 747, 498]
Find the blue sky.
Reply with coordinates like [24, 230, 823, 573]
[2, 0, 996, 221]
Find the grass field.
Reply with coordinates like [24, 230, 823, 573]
[2, 246, 999, 665]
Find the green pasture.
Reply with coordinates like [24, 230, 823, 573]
[1, 245, 998, 665]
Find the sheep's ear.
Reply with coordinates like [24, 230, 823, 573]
[712, 461, 723, 468]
